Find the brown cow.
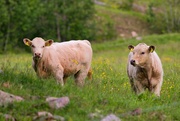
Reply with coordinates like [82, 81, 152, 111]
[23, 37, 92, 86]
[127, 43, 163, 96]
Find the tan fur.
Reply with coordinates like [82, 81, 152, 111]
[23, 37, 93, 86]
[87, 67, 92, 80]
[127, 43, 163, 96]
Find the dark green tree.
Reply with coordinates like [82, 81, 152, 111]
[42, 0, 95, 42]
[165, 0, 180, 32]
[0, 0, 11, 52]
[0, 0, 43, 52]
[0, 0, 95, 53]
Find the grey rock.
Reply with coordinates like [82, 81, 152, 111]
[0, 113, 16, 121]
[33, 111, 65, 121]
[101, 114, 121, 121]
[131, 108, 142, 116]
[88, 112, 103, 119]
[46, 96, 69, 109]
[0, 90, 24, 106]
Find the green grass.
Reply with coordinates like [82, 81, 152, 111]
[0, 33, 180, 120]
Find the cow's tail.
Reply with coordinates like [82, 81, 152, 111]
[87, 67, 92, 80]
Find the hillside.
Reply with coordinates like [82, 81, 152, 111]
[95, 5, 151, 39]
[94, 0, 180, 40]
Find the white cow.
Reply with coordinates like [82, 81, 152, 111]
[23, 37, 92, 86]
[127, 43, 163, 96]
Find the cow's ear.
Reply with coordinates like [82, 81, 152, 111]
[128, 45, 134, 51]
[45, 40, 54, 46]
[149, 45, 155, 53]
[23, 38, 32, 46]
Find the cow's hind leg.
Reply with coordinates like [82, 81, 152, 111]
[74, 70, 88, 86]
[63, 76, 68, 84]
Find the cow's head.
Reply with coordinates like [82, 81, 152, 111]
[128, 43, 155, 67]
[23, 37, 53, 60]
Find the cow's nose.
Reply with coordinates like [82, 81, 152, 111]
[130, 60, 136, 65]
[35, 53, 41, 57]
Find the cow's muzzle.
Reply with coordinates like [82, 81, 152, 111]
[130, 60, 136, 66]
[34, 53, 41, 59]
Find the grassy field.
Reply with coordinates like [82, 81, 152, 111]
[0, 33, 180, 121]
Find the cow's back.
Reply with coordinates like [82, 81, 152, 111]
[51, 40, 92, 61]
[151, 52, 163, 75]
[43, 40, 92, 76]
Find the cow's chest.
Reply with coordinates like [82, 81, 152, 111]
[36, 61, 50, 78]
[134, 68, 149, 86]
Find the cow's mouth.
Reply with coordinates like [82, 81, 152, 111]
[33, 56, 41, 60]
[131, 63, 136, 66]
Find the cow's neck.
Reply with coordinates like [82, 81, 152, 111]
[138, 62, 153, 90]
[33, 57, 48, 76]
[140, 62, 152, 76]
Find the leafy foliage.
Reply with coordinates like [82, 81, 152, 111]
[164, 0, 180, 32]
[0, 0, 95, 53]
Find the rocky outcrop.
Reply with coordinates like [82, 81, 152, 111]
[46, 96, 70, 109]
[0, 90, 24, 106]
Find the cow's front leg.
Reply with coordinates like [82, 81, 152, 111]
[53, 65, 64, 86]
[55, 71, 64, 86]
[150, 78, 163, 97]
[134, 80, 145, 95]
[129, 78, 136, 92]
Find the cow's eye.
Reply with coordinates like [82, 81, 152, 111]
[31, 45, 35, 48]
[42, 46, 45, 48]
[141, 52, 145, 55]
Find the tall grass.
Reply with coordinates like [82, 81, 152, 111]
[0, 33, 180, 120]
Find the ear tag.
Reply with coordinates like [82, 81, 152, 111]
[45, 42, 50, 46]
[25, 41, 30, 46]
[130, 48, 133, 52]
[150, 48, 154, 53]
